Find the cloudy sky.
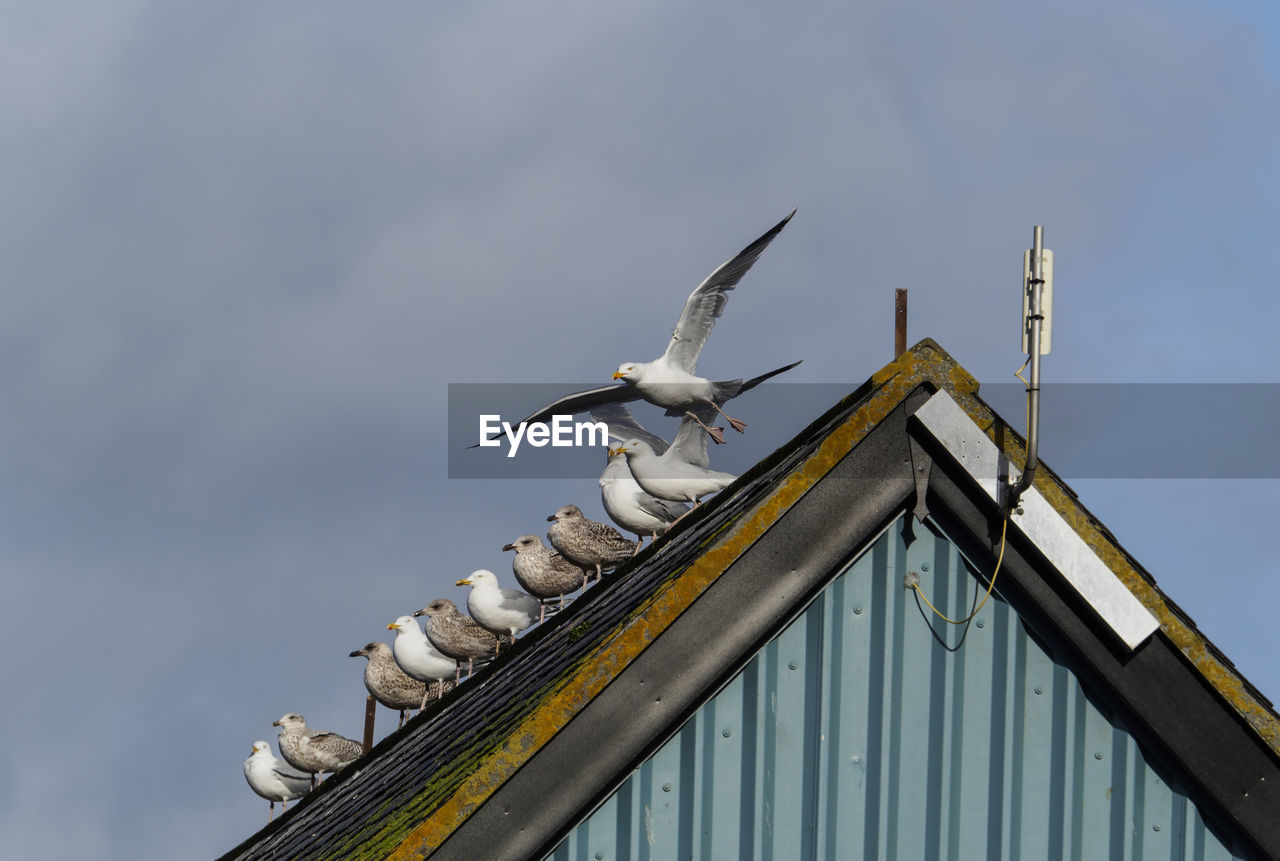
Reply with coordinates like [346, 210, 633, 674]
[3, 2, 1278, 858]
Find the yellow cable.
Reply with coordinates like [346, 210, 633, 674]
[911, 514, 1008, 625]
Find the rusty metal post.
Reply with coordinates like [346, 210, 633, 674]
[363, 695, 376, 753]
[894, 289, 908, 357]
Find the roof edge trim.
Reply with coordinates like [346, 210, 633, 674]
[915, 389, 1159, 650]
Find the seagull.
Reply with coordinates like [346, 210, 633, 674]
[350, 641, 432, 729]
[592, 403, 695, 548]
[244, 740, 311, 821]
[547, 504, 637, 582]
[475, 211, 800, 446]
[387, 616, 458, 708]
[612, 436, 737, 515]
[502, 534, 589, 620]
[272, 713, 363, 789]
[456, 569, 540, 650]
[414, 599, 499, 682]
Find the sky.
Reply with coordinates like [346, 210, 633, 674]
[2, 2, 1278, 858]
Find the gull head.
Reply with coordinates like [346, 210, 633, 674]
[349, 642, 383, 659]
[457, 569, 497, 588]
[272, 712, 307, 730]
[250, 740, 271, 755]
[503, 534, 542, 553]
[414, 599, 458, 618]
[387, 615, 417, 632]
[547, 504, 584, 522]
[616, 438, 655, 459]
[612, 362, 644, 383]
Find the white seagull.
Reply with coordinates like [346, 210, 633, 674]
[477, 211, 800, 445]
[387, 615, 458, 708]
[243, 740, 311, 821]
[593, 403, 694, 548]
[612, 436, 737, 512]
[455, 569, 541, 648]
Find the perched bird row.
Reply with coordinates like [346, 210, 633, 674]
[242, 212, 795, 823]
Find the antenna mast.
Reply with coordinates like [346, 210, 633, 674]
[1008, 226, 1050, 510]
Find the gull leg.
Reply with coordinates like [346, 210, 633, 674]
[664, 499, 702, 531]
[269, 801, 275, 822]
[685, 410, 727, 444]
[707, 400, 746, 433]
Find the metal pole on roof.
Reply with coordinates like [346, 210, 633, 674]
[895, 289, 908, 357]
[1008, 226, 1044, 510]
[362, 695, 376, 754]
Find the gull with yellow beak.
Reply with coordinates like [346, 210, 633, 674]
[612, 435, 737, 515]
[456, 569, 540, 648]
[474, 211, 801, 446]
[387, 615, 457, 708]
[243, 740, 311, 821]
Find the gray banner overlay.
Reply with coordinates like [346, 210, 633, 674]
[448, 383, 1280, 479]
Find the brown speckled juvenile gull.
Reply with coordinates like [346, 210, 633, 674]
[272, 713, 363, 788]
[547, 504, 637, 582]
[244, 740, 311, 821]
[502, 534, 588, 621]
[414, 598, 498, 681]
[349, 641, 431, 729]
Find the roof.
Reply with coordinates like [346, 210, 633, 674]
[219, 339, 1280, 861]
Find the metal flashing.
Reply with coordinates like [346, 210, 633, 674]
[913, 389, 1159, 651]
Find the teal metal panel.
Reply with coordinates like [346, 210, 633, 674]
[547, 515, 1243, 861]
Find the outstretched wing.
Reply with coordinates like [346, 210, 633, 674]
[667, 409, 713, 468]
[471, 385, 642, 446]
[661, 209, 795, 374]
[590, 402, 670, 454]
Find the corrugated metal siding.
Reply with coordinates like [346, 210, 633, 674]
[548, 514, 1242, 861]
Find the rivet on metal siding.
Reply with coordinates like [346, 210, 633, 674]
[976, 620, 985, 628]
[1034, 686, 1043, 695]
[596, 853, 605, 859]
[788, 661, 798, 670]
[1152, 825, 1161, 832]
[1094, 752, 1103, 760]
[921, 563, 930, 572]
[662, 782, 672, 792]
[853, 606, 863, 615]
[722, 728, 732, 738]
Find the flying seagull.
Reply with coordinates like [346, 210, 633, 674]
[476, 210, 800, 445]
[243, 740, 311, 821]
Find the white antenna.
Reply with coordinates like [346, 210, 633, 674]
[1008, 226, 1049, 511]
[1021, 246, 1053, 354]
